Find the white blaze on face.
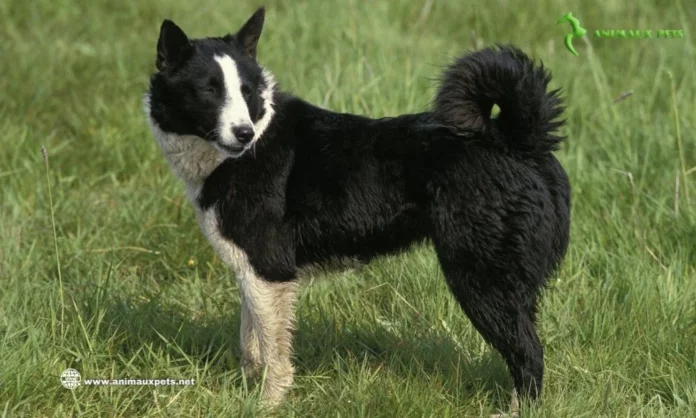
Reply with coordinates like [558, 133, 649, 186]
[215, 55, 253, 147]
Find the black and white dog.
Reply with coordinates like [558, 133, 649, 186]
[144, 6, 570, 409]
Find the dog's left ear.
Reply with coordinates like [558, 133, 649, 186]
[156, 20, 192, 72]
[225, 7, 265, 59]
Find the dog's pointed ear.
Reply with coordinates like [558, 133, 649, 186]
[227, 7, 265, 59]
[156, 19, 192, 72]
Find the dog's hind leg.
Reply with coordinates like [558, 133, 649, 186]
[490, 388, 520, 418]
[432, 222, 546, 409]
[442, 263, 545, 403]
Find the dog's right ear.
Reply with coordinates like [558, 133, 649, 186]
[156, 20, 192, 72]
[230, 7, 266, 59]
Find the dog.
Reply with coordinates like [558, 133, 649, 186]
[144, 6, 571, 411]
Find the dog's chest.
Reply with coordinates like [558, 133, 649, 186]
[195, 207, 256, 280]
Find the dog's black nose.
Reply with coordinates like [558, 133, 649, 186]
[233, 125, 255, 144]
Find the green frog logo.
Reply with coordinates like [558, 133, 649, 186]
[557, 12, 587, 56]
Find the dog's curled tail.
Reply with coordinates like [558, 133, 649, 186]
[433, 44, 565, 154]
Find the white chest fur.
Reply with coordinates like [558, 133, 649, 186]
[143, 96, 227, 202]
[196, 207, 256, 279]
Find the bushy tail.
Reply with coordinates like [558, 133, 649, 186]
[433, 44, 565, 154]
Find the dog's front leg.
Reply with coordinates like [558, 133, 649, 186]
[198, 208, 298, 405]
[240, 293, 261, 377]
[238, 274, 299, 406]
[240, 280, 298, 380]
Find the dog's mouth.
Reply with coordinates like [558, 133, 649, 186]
[215, 142, 249, 158]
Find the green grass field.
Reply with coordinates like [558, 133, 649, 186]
[1, 0, 695, 416]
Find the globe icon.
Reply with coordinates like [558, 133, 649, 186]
[60, 368, 81, 390]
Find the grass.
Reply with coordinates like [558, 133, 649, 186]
[1, 0, 695, 416]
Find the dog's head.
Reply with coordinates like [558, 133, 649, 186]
[146, 7, 274, 158]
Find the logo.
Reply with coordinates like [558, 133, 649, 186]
[557, 12, 685, 56]
[60, 368, 81, 390]
[557, 12, 586, 56]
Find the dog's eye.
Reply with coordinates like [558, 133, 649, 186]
[241, 84, 253, 98]
[207, 80, 220, 95]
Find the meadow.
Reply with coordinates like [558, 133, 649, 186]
[1, 0, 694, 416]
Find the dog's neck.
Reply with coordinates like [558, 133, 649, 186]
[146, 118, 225, 200]
[253, 68, 277, 142]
